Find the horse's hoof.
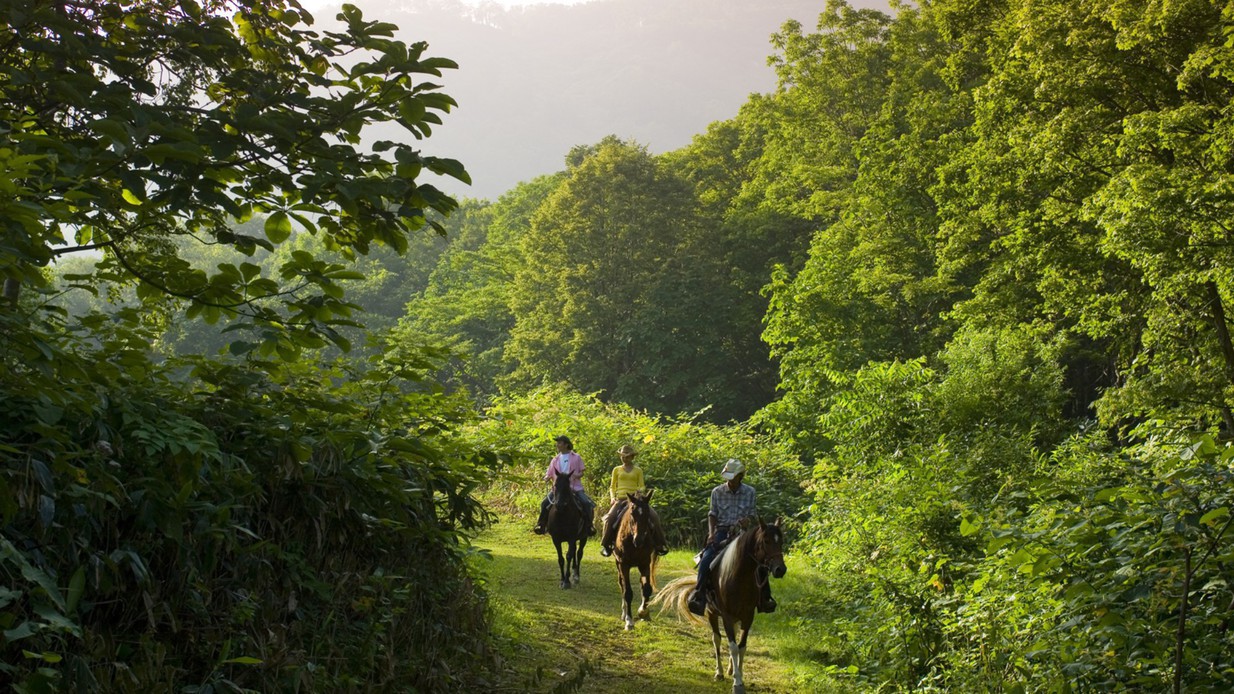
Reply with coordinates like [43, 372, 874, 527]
[732, 685, 745, 694]
[637, 608, 649, 620]
[624, 621, 634, 631]
[714, 673, 724, 682]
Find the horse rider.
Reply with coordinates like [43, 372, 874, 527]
[686, 458, 777, 616]
[599, 444, 668, 557]
[532, 435, 596, 536]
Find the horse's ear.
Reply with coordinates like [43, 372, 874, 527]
[773, 516, 782, 528]
[645, 488, 654, 502]
[626, 492, 636, 503]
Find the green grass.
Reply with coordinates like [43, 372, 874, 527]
[468, 514, 859, 693]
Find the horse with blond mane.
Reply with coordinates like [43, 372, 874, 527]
[652, 518, 786, 694]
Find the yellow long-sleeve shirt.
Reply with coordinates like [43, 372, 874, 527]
[609, 464, 645, 502]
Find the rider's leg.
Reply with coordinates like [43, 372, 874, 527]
[688, 543, 717, 615]
[688, 528, 728, 614]
[600, 500, 626, 556]
[533, 494, 550, 534]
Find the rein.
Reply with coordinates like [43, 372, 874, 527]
[746, 530, 780, 589]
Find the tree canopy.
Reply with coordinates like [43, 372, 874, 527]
[3, 0, 468, 356]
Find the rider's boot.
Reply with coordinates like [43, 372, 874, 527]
[532, 505, 548, 534]
[687, 588, 706, 616]
[600, 515, 618, 556]
[599, 521, 612, 556]
[757, 583, 777, 613]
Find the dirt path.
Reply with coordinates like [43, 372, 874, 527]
[471, 517, 810, 694]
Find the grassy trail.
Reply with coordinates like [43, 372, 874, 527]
[470, 515, 834, 693]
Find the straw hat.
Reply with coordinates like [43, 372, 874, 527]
[720, 458, 745, 480]
[617, 444, 637, 459]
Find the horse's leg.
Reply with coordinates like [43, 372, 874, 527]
[621, 563, 635, 630]
[637, 559, 652, 621]
[731, 623, 751, 694]
[709, 613, 725, 681]
[556, 540, 569, 589]
[573, 536, 585, 585]
[721, 617, 741, 683]
[564, 540, 577, 588]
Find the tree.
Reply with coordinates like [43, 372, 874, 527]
[662, 116, 816, 420]
[0, 2, 501, 689]
[937, 0, 1234, 437]
[1, 0, 469, 356]
[754, 0, 971, 450]
[398, 176, 565, 401]
[504, 139, 707, 415]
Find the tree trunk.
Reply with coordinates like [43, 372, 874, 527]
[1205, 282, 1234, 438]
[1174, 547, 1192, 694]
[3, 278, 18, 307]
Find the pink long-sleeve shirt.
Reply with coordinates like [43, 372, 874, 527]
[544, 452, 585, 492]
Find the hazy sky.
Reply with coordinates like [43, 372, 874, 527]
[291, 0, 830, 198]
[300, 0, 595, 6]
[462, 0, 592, 4]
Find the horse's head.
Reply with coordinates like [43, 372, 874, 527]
[753, 517, 787, 579]
[552, 469, 574, 503]
[623, 490, 655, 547]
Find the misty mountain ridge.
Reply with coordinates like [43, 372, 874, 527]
[324, 0, 883, 200]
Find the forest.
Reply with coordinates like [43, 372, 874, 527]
[4, 0, 1234, 691]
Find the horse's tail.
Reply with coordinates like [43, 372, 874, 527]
[651, 575, 704, 624]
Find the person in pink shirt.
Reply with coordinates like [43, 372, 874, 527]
[532, 435, 597, 535]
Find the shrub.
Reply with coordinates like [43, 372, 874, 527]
[0, 311, 501, 692]
[466, 384, 809, 547]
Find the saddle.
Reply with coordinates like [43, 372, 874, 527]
[693, 531, 740, 571]
[549, 491, 586, 514]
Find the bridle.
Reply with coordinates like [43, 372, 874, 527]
[626, 497, 651, 547]
[747, 525, 784, 589]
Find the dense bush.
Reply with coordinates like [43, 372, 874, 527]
[0, 310, 500, 692]
[953, 435, 1234, 692]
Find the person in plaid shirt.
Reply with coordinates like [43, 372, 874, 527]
[687, 458, 776, 615]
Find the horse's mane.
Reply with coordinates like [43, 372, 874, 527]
[715, 522, 762, 588]
[552, 470, 575, 501]
[617, 492, 648, 532]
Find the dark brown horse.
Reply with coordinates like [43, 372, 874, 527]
[652, 518, 786, 694]
[547, 469, 588, 589]
[612, 490, 660, 630]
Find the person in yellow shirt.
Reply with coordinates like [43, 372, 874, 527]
[599, 444, 668, 557]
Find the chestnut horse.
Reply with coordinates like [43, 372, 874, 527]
[652, 518, 786, 694]
[547, 469, 588, 589]
[612, 490, 660, 630]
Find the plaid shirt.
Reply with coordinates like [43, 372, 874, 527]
[709, 482, 756, 531]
